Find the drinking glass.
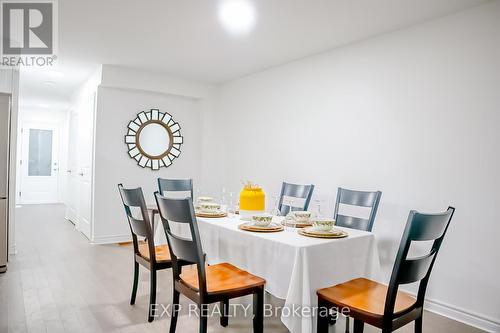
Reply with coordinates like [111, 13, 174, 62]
[195, 188, 202, 203]
[228, 192, 235, 215]
[270, 195, 281, 217]
[283, 198, 296, 231]
[314, 199, 323, 218]
[221, 187, 227, 212]
[286, 198, 296, 218]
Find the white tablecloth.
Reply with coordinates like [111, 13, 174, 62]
[154, 214, 380, 333]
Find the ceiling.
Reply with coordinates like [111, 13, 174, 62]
[20, 0, 489, 107]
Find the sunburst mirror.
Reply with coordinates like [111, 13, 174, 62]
[125, 109, 183, 170]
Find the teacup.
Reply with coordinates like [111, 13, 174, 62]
[252, 213, 273, 227]
[311, 218, 335, 231]
[292, 211, 312, 223]
[199, 202, 221, 212]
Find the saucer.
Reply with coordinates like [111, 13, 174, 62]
[299, 227, 348, 239]
[239, 222, 284, 233]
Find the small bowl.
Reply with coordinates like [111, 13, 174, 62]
[311, 218, 335, 231]
[199, 202, 221, 212]
[197, 196, 214, 203]
[252, 214, 273, 227]
[293, 211, 312, 223]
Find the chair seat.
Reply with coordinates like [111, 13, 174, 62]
[180, 263, 265, 294]
[138, 243, 171, 263]
[317, 278, 416, 324]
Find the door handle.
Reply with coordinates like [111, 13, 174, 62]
[67, 170, 72, 173]
[78, 172, 84, 176]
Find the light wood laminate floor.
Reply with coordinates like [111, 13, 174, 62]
[0, 204, 485, 333]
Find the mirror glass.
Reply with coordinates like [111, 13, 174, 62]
[138, 123, 170, 157]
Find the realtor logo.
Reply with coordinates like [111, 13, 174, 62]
[1, 0, 57, 66]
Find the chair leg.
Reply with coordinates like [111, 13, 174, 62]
[415, 316, 423, 333]
[130, 261, 139, 305]
[253, 287, 264, 333]
[353, 319, 364, 333]
[148, 269, 157, 322]
[169, 290, 180, 333]
[317, 298, 330, 333]
[220, 299, 229, 327]
[345, 316, 350, 333]
[199, 305, 208, 333]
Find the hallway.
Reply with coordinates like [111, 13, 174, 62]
[0, 205, 485, 333]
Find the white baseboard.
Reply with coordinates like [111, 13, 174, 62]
[401, 287, 500, 332]
[90, 234, 131, 245]
[18, 201, 61, 205]
[424, 297, 500, 333]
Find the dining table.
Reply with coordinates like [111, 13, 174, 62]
[151, 211, 381, 333]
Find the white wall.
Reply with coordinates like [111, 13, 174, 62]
[203, 2, 500, 331]
[89, 65, 216, 243]
[92, 85, 206, 243]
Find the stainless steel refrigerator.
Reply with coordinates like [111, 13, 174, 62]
[0, 93, 11, 273]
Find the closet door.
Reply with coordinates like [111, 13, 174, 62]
[65, 109, 79, 224]
[65, 92, 95, 240]
[76, 93, 95, 240]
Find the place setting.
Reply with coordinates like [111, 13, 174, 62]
[195, 196, 228, 218]
[298, 218, 348, 239]
[238, 213, 284, 233]
[280, 208, 348, 239]
[281, 210, 313, 228]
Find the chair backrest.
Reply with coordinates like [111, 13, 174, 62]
[117, 184, 157, 261]
[334, 187, 382, 232]
[157, 178, 193, 199]
[278, 182, 315, 215]
[154, 192, 208, 297]
[383, 207, 455, 325]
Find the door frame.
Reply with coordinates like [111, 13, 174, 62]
[66, 91, 96, 241]
[64, 108, 79, 225]
[18, 121, 62, 204]
[78, 91, 96, 241]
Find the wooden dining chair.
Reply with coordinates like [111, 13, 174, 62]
[155, 178, 194, 233]
[278, 182, 315, 215]
[158, 178, 194, 199]
[317, 206, 455, 333]
[118, 184, 172, 322]
[154, 192, 266, 333]
[334, 188, 382, 232]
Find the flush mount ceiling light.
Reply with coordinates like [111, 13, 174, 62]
[218, 0, 256, 36]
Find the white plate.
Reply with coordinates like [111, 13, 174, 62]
[303, 227, 344, 236]
[196, 209, 225, 215]
[242, 222, 281, 229]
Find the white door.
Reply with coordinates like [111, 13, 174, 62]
[66, 93, 95, 240]
[76, 94, 94, 240]
[19, 123, 59, 204]
[65, 110, 79, 224]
